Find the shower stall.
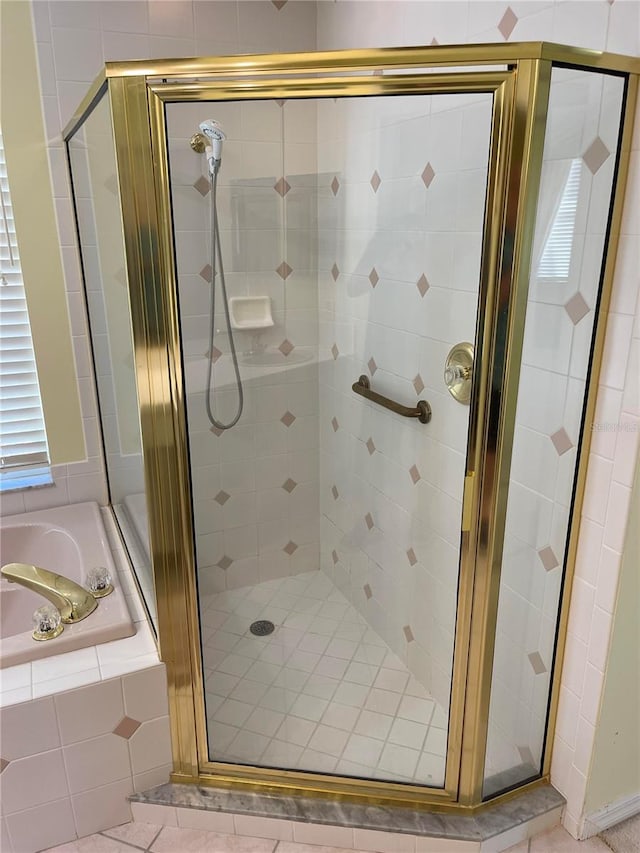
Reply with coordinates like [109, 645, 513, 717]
[64, 43, 637, 811]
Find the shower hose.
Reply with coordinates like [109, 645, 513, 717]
[205, 167, 244, 430]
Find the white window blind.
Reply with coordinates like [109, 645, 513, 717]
[538, 158, 582, 280]
[0, 131, 50, 475]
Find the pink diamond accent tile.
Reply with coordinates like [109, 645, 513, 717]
[528, 651, 547, 675]
[409, 464, 421, 484]
[366, 437, 376, 455]
[214, 490, 230, 506]
[417, 274, 430, 298]
[332, 549, 339, 564]
[538, 546, 559, 572]
[413, 374, 425, 395]
[367, 357, 377, 376]
[199, 264, 213, 283]
[281, 410, 296, 427]
[193, 175, 210, 196]
[210, 425, 224, 437]
[272, 0, 287, 9]
[583, 137, 610, 174]
[331, 417, 339, 432]
[498, 6, 518, 40]
[283, 540, 298, 555]
[331, 176, 340, 196]
[276, 261, 293, 280]
[369, 268, 379, 288]
[331, 343, 339, 360]
[217, 555, 233, 570]
[370, 170, 381, 193]
[279, 339, 294, 357]
[113, 717, 141, 739]
[421, 163, 435, 188]
[275, 99, 287, 108]
[430, 37, 439, 45]
[207, 346, 222, 363]
[274, 177, 291, 197]
[0, 758, 9, 774]
[331, 263, 340, 281]
[364, 584, 372, 600]
[282, 478, 297, 493]
[407, 548, 417, 566]
[403, 625, 415, 643]
[551, 428, 574, 456]
[331, 485, 339, 500]
[365, 513, 374, 531]
[564, 292, 590, 325]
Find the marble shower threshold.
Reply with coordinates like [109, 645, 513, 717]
[130, 782, 565, 846]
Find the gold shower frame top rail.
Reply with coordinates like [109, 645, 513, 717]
[63, 41, 639, 816]
[352, 375, 432, 424]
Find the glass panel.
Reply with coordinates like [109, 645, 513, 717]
[67, 95, 156, 631]
[166, 88, 493, 786]
[483, 68, 626, 798]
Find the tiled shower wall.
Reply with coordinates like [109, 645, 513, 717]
[168, 97, 321, 594]
[0, 665, 171, 853]
[486, 68, 626, 784]
[317, 92, 492, 711]
[317, 0, 640, 837]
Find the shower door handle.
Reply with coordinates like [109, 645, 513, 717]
[351, 375, 431, 424]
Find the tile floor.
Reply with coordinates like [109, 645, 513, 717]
[199, 570, 448, 786]
[43, 822, 620, 852]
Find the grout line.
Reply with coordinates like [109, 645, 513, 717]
[144, 825, 164, 852]
[99, 829, 147, 852]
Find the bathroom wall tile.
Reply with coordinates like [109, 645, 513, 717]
[55, 678, 124, 746]
[128, 717, 172, 776]
[232, 815, 294, 841]
[353, 828, 417, 853]
[122, 664, 168, 723]
[31, 648, 99, 685]
[131, 802, 178, 827]
[5, 796, 75, 853]
[71, 777, 133, 837]
[0, 749, 68, 815]
[0, 817, 13, 853]
[133, 764, 172, 795]
[63, 733, 131, 794]
[51, 26, 103, 83]
[291, 821, 355, 848]
[176, 806, 235, 833]
[0, 696, 60, 759]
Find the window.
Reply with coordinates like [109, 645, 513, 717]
[0, 130, 51, 490]
[537, 157, 582, 281]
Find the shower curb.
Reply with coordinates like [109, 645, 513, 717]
[130, 782, 564, 847]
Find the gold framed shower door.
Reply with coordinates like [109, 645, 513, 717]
[64, 43, 639, 814]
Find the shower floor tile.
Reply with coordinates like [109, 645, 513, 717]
[200, 571, 448, 787]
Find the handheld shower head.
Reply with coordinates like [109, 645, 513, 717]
[199, 120, 226, 173]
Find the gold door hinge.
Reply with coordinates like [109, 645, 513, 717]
[461, 472, 475, 532]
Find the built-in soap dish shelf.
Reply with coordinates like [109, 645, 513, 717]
[229, 296, 274, 330]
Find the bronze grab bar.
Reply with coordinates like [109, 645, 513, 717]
[351, 375, 431, 424]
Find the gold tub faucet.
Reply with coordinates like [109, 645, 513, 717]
[0, 563, 98, 623]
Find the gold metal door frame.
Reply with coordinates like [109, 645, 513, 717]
[63, 43, 639, 814]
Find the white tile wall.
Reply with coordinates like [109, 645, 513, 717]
[0, 664, 171, 853]
[167, 93, 320, 595]
[316, 89, 492, 718]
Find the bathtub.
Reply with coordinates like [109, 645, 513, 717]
[0, 501, 135, 668]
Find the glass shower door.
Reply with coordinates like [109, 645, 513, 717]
[166, 88, 494, 786]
